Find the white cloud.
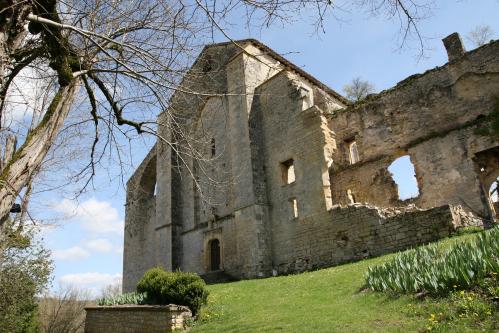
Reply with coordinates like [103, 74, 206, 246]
[85, 238, 113, 253]
[60, 272, 121, 286]
[53, 246, 90, 261]
[59, 272, 122, 297]
[54, 197, 124, 235]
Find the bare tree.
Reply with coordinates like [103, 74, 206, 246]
[343, 77, 375, 102]
[0, 0, 443, 231]
[100, 280, 122, 300]
[38, 284, 94, 333]
[467, 25, 494, 48]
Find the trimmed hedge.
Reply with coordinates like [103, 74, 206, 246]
[136, 268, 209, 315]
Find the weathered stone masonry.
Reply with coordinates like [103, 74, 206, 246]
[123, 34, 498, 291]
[84, 305, 191, 333]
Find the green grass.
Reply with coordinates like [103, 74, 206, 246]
[190, 234, 498, 333]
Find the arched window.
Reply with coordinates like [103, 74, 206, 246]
[490, 177, 498, 218]
[139, 155, 157, 198]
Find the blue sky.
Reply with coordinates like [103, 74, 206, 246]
[37, 0, 499, 296]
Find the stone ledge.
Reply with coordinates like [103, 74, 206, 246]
[85, 304, 189, 312]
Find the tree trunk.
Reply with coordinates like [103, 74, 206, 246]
[0, 82, 79, 225]
[0, 1, 31, 126]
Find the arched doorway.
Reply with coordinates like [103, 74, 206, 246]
[209, 239, 221, 271]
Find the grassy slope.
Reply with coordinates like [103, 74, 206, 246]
[190, 234, 491, 333]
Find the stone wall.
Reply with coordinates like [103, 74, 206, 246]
[247, 64, 475, 275]
[84, 305, 191, 333]
[274, 204, 461, 275]
[328, 39, 499, 219]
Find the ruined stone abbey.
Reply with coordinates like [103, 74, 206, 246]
[123, 33, 499, 291]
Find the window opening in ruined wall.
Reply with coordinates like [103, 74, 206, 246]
[490, 178, 498, 217]
[347, 189, 357, 204]
[388, 155, 420, 200]
[299, 86, 313, 110]
[490, 178, 498, 202]
[289, 198, 299, 219]
[281, 159, 296, 185]
[348, 141, 360, 164]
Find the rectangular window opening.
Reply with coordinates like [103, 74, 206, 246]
[348, 140, 360, 165]
[299, 87, 313, 110]
[281, 159, 295, 185]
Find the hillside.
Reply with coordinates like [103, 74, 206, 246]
[190, 233, 498, 333]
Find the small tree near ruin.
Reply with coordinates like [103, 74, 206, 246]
[467, 25, 494, 48]
[343, 77, 375, 102]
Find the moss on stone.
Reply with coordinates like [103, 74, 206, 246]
[473, 96, 499, 139]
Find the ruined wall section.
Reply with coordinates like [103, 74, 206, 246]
[330, 157, 399, 206]
[251, 70, 343, 268]
[123, 147, 158, 292]
[328, 40, 499, 215]
[274, 204, 458, 275]
[245, 67, 476, 275]
[407, 126, 497, 217]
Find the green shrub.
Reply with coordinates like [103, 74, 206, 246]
[136, 268, 209, 315]
[0, 221, 52, 333]
[97, 292, 147, 306]
[365, 226, 499, 295]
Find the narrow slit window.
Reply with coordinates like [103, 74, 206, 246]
[281, 159, 295, 185]
[211, 138, 216, 157]
[289, 198, 298, 219]
[347, 189, 356, 204]
[348, 141, 360, 165]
